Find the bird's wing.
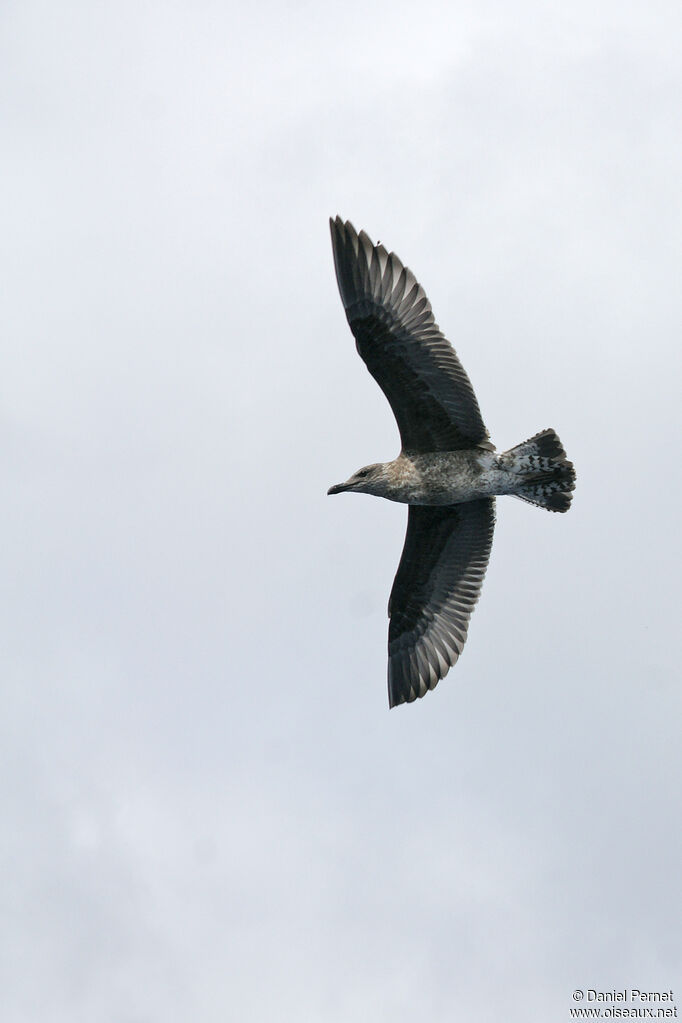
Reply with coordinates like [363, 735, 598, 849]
[387, 499, 495, 707]
[330, 217, 492, 454]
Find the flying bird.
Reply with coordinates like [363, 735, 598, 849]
[327, 217, 576, 708]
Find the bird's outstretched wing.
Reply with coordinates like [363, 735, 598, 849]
[388, 499, 495, 707]
[330, 216, 492, 454]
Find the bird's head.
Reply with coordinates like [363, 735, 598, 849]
[327, 462, 392, 498]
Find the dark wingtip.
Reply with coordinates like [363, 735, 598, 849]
[330, 216, 359, 241]
[330, 214, 348, 233]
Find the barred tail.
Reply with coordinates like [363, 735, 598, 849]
[504, 429, 576, 513]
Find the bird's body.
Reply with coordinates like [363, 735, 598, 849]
[327, 217, 575, 707]
[329, 447, 559, 506]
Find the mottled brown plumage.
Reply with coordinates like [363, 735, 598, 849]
[327, 218, 575, 707]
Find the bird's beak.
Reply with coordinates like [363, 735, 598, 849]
[327, 482, 349, 495]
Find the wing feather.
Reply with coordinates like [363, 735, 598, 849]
[330, 217, 492, 454]
[387, 499, 495, 707]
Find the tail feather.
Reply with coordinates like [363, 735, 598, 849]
[504, 429, 576, 513]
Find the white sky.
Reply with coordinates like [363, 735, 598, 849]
[2, 1, 681, 1020]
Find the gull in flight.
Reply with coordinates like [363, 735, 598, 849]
[327, 217, 576, 708]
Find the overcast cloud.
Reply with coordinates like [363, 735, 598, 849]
[2, 1, 681, 1020]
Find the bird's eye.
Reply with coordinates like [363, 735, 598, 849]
[357, 468, 370, 478]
